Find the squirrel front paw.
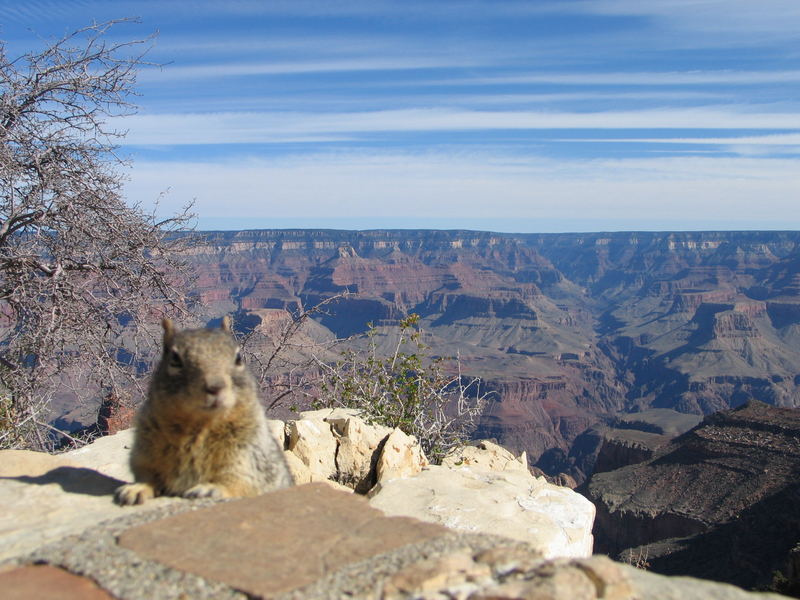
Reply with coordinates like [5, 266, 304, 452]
[183, 483, 230, 500]
[115, 482, 155, 506]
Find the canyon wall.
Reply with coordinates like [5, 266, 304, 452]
[168, 229, 800, 481]
[585, 401, 800, 590]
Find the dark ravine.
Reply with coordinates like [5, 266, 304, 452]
[591, 409, 703, 475]
[585, 401, 800, 591]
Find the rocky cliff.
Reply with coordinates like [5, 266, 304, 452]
[177, 229, 628, 481]
[590, 409, 703, 474]
[530, 231, 800, 419]
[585, 401, 800, 591]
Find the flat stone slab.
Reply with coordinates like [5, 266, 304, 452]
[0, 431, 179, 561]
[369, 465, 595, 559]
[62, 429, 137, 482]
[117, 482, 449, 598]
[0, 564, 114, 599]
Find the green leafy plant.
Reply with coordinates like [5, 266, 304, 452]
[314, 314, 492, 463]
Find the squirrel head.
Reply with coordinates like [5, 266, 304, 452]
[157, 317, 251, 415]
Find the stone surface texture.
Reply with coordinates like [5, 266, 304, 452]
[442, 440, 529, 474]
[328, 410, 394, 492]
[118, 483, 449, 598]
[60, 428, 137, 482]
[286, 417, 339, 481]
[0, 430, 178, 561]
[265, 419, 288, 449]
[369, 464, 596, 559]
[282, 409, 429, 493]
[375, 427, 428, 484]
[380, 551, 786, 600]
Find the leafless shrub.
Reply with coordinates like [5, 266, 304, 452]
[622, 546, 651, 570]
[0, 20, 195, 450]
[235, 293, 348, 412]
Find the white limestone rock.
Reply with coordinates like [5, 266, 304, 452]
[283, 450, 313, 484]
[298, 407, 363, 427]
[286, 418, 338, 482]
[265, 419, 288, 450]
[292, 408, 424, 493]
[331, 414, 393, 492]
[62, 427, 137, 482]
[376, 428, 429, 484]
[369, 465, 595, 559]
[441, 440, 528, 474]
[0, 430, 179, 561]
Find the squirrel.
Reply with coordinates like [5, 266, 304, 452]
[115, 316, 293, 505]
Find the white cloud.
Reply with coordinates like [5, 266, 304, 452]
[556, 133, 800, 156]
[145, 90, 726, 114]
[119, 108, 800, 146]
[138, 56, 486, 82]
[444, 70, 800, 87]
[577, 0, 800, 34]
[565, 133, 800, 146]
[125, 152, 800, 230]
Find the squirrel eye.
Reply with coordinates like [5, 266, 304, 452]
[167, 349, 183, 369]
[234, 349, 243, 366]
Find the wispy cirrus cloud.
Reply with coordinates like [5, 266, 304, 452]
[138, 56, 489, 82]
[562, 133, 800, 157]
[566, 133, 800, 146]
[436, 70, 800, 88]
[120, 107, 800, 146]
[574, 0, 800, 35]
[8, 0, 800, 232]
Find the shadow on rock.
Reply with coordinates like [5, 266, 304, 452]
[626, 481, 800, 591]
[2, 467, 125, 497]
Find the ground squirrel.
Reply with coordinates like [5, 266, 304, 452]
[115, 317, 293, 505]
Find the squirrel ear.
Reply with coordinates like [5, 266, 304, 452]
[221, 315, 233, 333]
[162, 318, 176, 346]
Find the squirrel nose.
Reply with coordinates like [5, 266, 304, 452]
[205, 380, 225, 395]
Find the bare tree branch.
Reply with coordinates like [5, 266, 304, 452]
[0, 20, 195, 451]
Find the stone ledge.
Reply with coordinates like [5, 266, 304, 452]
[3, 482, 789, 600]
[117, 483, 449, 598]
[0, 432, 181, 562]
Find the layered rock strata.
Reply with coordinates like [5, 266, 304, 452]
[585, 401, 800, 590]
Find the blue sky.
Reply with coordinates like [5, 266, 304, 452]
[2, 1, 800, 232]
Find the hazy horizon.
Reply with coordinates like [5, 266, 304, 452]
[195, 221, 800, 235]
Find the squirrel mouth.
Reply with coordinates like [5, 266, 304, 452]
[204, 393, 232, 411]
[205, 396, 223, 410]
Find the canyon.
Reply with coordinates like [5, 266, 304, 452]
[585, 400, 800, 591]
[172, 229, 800, 482]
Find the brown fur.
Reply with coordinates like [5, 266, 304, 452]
[115, 317, 293, 505]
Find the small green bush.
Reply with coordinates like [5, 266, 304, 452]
[315, 314, 491, 463]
